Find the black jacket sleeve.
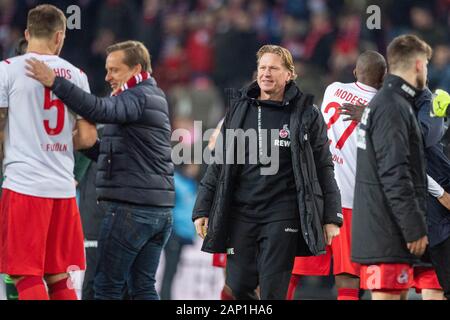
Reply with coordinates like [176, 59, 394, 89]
[81, 139, 101, 161]
[51, 77, 146, 124]
[371, 104, 427, 242]
[192, 161, 221, 221]
[309, 105, 343, 226]
[192, 121, 226, 221]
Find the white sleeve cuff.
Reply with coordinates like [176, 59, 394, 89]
[427, 175, 445, 198]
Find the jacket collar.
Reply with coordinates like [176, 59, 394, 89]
[241, 80, 301, 106]
[383, 74, 422, 107]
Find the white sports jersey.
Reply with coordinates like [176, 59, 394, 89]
[320, 81, 377, 209]
[0, 52, 90, 198]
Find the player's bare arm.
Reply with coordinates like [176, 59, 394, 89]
[73, 119, 97, 150]
[0, 109, 7, 161]
[437, 192, 450, 211]
[338, 102, 366, 122]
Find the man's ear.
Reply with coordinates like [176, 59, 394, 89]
[133, 64, 142, 76]
[55, 31, 64, 46]
[24, 29, 30, 42]
[379, 72, 386, 88]
[416, 58, 424, 74]
[286, 71, 292, 82]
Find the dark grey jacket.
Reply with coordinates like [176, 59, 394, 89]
[353, 74, 427, 264]
[51, 76, 175, 207]
[192, 81, 342, 256]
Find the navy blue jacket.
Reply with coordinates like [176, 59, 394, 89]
[417, 88, 450, 247]
[51, 76, 175, 207]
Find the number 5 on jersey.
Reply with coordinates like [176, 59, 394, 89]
[43, 88, 65, 135]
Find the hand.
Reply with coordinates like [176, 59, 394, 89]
[437, 191, 450, 211]
[323, 223, 340, 245]
[432, 89, 450, 118]
[194, 217, 209, 239]
[25, 58, 56, 87]
[407, 235, 428, 257]
[338, 102, 366, 122]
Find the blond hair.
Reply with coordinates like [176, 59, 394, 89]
[387, 34, 432, 71]
[256, 45, 298, 80]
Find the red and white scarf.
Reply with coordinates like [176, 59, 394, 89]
[112, 71, 151, 96]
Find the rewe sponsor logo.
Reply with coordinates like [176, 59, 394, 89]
[274, 139, 291, 147]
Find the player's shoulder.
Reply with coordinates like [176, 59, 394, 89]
[1, 58, 14, 66]
[55, 57, 84, 74]
[0, 55, 28, 79]
[1, 54, 26, 68]
[324, 81, 351, 93]
[321, 82, 347, 99]
[53, 56, 88, 83]
[325, 81, 342, 90]
[352, 81, 378, 95]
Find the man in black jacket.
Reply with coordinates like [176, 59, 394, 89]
[344, 88, 450, 300]
[26, 41, 174, 300]
[353, 34, 431, 300]
[192, 45, 342, 299]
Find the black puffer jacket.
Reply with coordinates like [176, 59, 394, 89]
[51, 76, 175, 207]
[352, 74, 427, 264]
[192, 81, 342, 256]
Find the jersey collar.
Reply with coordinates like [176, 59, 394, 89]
[354, 81, 378, 93]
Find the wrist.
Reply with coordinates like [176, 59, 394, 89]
[49, 76, 58, 90]
[49, 75, 56, 88]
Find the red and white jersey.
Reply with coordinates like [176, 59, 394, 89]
[320, 81, 377, 208]
[0, 52, 90, 198]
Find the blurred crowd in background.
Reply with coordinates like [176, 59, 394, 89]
[0, 0, 449, 299]
[1, 0, 449, 134]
